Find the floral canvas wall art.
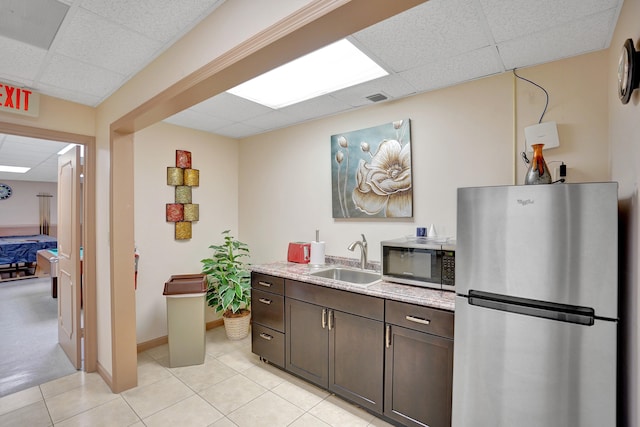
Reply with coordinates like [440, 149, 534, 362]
[331, 119, 412, 218]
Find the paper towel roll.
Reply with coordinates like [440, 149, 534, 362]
[310, 241, 325, 265]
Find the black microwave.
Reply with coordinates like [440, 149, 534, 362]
[381, 237, 455, 291]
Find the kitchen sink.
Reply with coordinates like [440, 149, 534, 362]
[309, 267, 381, 285]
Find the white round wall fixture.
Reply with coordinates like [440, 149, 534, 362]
[618, 38, 640, 105]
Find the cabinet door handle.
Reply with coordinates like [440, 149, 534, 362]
[258, 281, 272, 288]
[386, 325, 391, 348]
[259, 333, 273, 341]
[406, 315, 431, 325]
[328, 310, 333, 330]
[258, 298, 272, 305]
[322, 308, 327, 329]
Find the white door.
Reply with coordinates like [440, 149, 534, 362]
[57, 146, 82, 369]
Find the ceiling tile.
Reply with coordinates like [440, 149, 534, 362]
[38, 54, 125, 98]
[52, 7, 162, 76]
[400, 46, 503, 93]
[278, 95, 352, 122]
[352, 0, 492, 72]
[0, 0, 69, 50]
[241, 110, 300, 132]
[3, 133, 52, 145]
[190, 92, 273, 121]
[330, 74, 417, 107]
[15, 170, 53, 182]
[479, 0, 621, 43]
[0, 134, 70, 182]
[0, 172, 28, 181]
[213, 121, 264, 139]
[498, 10, 618, 70]
[35, 81, 102, 106]
[3, 133, 67, 149]
[79, 0, 225, 43]
[163, 109, 230, 133]
[0, 36, 47, 82]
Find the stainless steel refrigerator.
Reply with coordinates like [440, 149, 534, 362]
[452, 183, 618, 427]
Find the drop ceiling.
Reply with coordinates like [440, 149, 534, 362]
[0, 0, 624, 182]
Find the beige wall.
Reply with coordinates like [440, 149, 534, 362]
[514, 52, 610, 183]
[0, 180, 58, 228]
[0, 94, 95, 136]
[239, 51, 610, 265]
[609, 0, 640, 425]
[94, 0, 316, 378]
[133, 122, 238, 342]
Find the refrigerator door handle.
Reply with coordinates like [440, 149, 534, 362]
[468, 291, 595, 326]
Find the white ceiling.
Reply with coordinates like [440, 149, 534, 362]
[0, 0, 624, 182]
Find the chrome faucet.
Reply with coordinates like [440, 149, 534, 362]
[348, 234, 368, 269]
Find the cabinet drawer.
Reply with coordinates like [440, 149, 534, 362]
[251, 288, 284, 332]
[386, 299, 454, 339]
[252, 324, 285, 368]
[251, 273, 284, 295]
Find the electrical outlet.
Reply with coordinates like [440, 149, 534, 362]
[553, 164, 568, 182]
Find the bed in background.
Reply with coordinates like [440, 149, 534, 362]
[0, 234, 57, 279]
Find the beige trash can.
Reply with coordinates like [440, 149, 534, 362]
[163, 274, 207, 368]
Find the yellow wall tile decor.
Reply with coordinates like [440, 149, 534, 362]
[176, 150, 191, 168]
[167, 167, 184, 186]
[175, 221, 192, 240]
[167, 150, 198, 240]
[166, 203, 184, 221]
[183, 203, 199, 221]
[175, 186, 192, 204]
[184, 168, 199, 186]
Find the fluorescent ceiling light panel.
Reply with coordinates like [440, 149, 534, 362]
[57, 143, 76, 155]
[0, 165, 30, 173]
[228, 39, 388, 108]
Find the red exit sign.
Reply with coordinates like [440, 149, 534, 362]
[0, 82, 39, 117]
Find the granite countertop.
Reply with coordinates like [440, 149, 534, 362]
[250, 256, 455, 312]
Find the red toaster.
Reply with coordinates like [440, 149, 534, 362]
[288, 242, 311, 263]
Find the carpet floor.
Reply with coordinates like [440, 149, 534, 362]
[0, 277, 77, 397]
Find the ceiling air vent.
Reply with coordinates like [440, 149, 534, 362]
[366, 93, 388, 102]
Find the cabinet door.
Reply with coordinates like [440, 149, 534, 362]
[286, 298, 328, 387]
[385, 325, 453, 427]
[329, 310, 384, 414]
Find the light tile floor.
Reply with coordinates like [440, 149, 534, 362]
[0, 327, 394, 426]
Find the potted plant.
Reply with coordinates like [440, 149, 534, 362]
[201, 230, 252, 340]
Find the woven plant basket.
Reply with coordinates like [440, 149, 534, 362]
[223, 310, 251, 340]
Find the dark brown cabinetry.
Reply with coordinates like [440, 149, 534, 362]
[251, 273, 285, 367]
[285, 279, 385, 414]
[250, 272, 455, 426]
[384, 300, 454, 427]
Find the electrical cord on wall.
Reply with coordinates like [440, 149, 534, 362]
[513, 69, 549, 165]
